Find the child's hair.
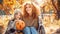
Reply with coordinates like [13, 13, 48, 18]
[12, 9, 23, 21]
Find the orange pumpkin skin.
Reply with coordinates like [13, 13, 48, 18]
[15, 20, 25, 30]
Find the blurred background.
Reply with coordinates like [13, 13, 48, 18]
[0, 0, 60, 34]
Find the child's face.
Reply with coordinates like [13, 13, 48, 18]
[15, 13, 21, 19]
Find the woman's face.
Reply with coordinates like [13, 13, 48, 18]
[25, 4, 32, 15]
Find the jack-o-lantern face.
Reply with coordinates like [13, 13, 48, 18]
[15, 20, 25, 30]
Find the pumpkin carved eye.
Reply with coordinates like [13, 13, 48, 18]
[22, 22, 23, 24]
[17, 22, 19, 25]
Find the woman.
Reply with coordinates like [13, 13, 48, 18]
[22, 2, 45, 34]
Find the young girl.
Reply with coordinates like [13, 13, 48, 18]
[5, 10, 23, 34]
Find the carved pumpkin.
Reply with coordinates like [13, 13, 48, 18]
[15, 20, 25, 30]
